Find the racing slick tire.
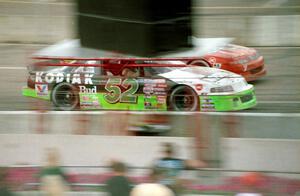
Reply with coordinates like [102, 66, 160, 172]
[188, 60, 210, 67]
[51, 82, 79, 111]
[168, 85, 199, 111]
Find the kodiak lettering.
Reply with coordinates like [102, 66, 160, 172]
[35, 72, 94, 85]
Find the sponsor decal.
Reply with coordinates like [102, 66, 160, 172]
[143, 79, 167, 96]
[201, 104, 215, 108]
[214, 63, 222, 68]
[153, 87, 165, 92]
[35, 72, 93, 85]
[195, 84, 203, 91]
[144, 83, 154, 87]
[79, 86, 97, 94]
[80, 94, 100, 109]
[145, 94, 152, 99]
[154, 79, 166, 84]
[156, 83, 168, 88]
[82, 95, 90, 101]
[35, 84, 48, 96]
[154, 91, 167, 96]
[202, 98, 214, 103]
[208, 57, 217, 65]
[144, 79, 166, 84]
[208, 57, 222, 68]
[144, 101, 152, 108]
[143, 87, 154, 94]
[201, 97, 215, 110]
[157, 96, 166, 104]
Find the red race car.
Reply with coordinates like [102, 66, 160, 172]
[187, 43, 266, 81]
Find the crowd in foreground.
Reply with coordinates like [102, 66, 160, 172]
[2, 143, 295, 196]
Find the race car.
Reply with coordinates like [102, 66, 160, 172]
[22, 58, 257, 111]
[187, 43, 266, 81]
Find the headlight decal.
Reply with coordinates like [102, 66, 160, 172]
[210, 85, 234, 93]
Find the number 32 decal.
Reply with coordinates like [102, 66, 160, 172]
[104, 78, 139, 104]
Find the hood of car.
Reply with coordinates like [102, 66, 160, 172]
[159, 66, 248, 95]
[158, 66, 249, 94]
[206, 44, 256, 59]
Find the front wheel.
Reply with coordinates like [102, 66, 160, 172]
[168, 86, 199, 111]
[51, 83, 79, 111]
[188, 60, 210, 67]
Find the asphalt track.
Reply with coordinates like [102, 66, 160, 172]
[0, 43, 299, 113]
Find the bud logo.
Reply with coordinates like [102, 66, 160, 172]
[35, 72, 93, 85]
[79, 86, 97, 94]
[35, 84, 48, 96]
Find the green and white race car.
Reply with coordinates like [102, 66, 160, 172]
[22, 58, 256, 111]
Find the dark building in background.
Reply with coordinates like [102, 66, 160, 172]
[77, 0, 192, 56]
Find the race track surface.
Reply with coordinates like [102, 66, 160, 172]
[0, 43, 299, 113]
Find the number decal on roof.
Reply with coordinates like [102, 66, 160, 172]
[104, 78, 139, 104]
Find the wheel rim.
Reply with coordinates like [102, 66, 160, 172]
[172, 87, 197, 111]
[54, 85, 78, 108]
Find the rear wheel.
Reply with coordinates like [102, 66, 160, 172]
[169, 85, 199, 111]
[51, 83, 79, 111]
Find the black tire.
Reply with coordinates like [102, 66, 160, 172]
[169, 85, 199, 111]
[188, 60, 210, 67]
[51, 83, 79, 111]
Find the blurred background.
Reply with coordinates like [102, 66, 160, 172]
[0, 0, 300, 195]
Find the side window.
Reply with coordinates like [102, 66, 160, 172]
[84, 67, 95, 73]
[144, 67, 154, 77]
[121, 67, 140, 78]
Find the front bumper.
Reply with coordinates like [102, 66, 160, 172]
[200, 88, 257, 111]
[241, 56, 267, 81]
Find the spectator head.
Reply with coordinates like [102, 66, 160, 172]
[149, 166, 164, 182]
[111, 161, 127, 174]
[45, 148, 60, 167]
[162, 142, 175, 157]
[130, 183, 174, 196]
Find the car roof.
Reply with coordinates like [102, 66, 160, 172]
[32, 38, 233, 60]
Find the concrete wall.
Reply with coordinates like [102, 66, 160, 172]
[0, 112, 299, 164]
[2, 131, 300, 174]
[0, 134, 194, 167]
[222, 138, 300, 173]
